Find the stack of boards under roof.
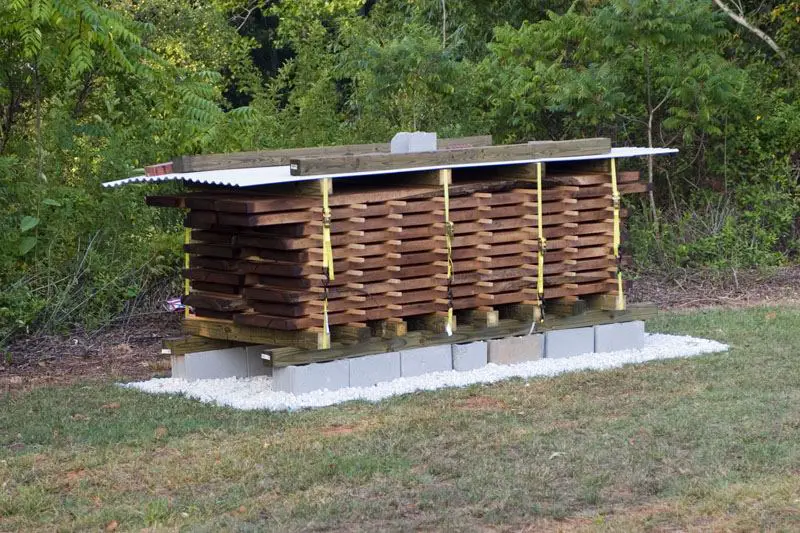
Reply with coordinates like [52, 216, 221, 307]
[142, 136, 663, 357]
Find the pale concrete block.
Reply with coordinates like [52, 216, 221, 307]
[488, 335, 543, 365]
[594, 321, 646, 353]
[244, 345, 272, 377]
[272, 359, 350, 395]
[171, 354, 186, 379]
[452, 342, 488, 371]
[400, 345, 452, 377]
[407, 132, 437, 153]
[390, 132, 411, 153]
[349, 351, 401, 388]
[545, 327, 595, 359]
[391, 132, 437, 153]
[183, 347, 249, 381]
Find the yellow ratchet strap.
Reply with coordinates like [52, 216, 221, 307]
[322, 178, 335, 281]
[610, 159, 625, 310]
[321, 178, 333, 349]
[183, 226, 191, 318]
[443, 171, 455, 336]
[321, 297, 330, 349]
[536, 162, 546, 318]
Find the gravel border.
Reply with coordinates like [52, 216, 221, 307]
[122, 333, 728, 412]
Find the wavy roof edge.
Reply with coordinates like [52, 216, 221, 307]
[103, 146, 678, 189]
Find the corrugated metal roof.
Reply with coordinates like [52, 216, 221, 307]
[103, 146, 678, 189]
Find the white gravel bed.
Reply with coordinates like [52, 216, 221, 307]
[122, 333, 727, 412]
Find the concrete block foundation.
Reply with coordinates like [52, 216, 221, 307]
[170, 354, 186, 380]
[172, 347, 249, 381]
[272, 359, 350, 395]
[171, 346, 271, 381]
[400, 345, 453, 377]
[452, 342, 488, 371]
[349, 351, 401, 388]
[170, 322, 648, 391]
[545, 327, 595, 359]
[488, 335, 544, 365]
[245, 345, 272, 377]
[594, 320, 646, 353]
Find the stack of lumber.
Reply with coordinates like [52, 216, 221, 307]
[148, 162, 646, 332]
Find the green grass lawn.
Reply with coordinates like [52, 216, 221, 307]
[2, 306, 800, 532]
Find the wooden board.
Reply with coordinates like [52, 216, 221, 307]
[167, 156, 650, 335]
[289, 138, 611, 176]
[172, 136, 493, 172]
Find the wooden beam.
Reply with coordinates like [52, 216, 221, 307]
[171, 136, 493, 173]
[182, 316, 325, 350]
[162, 336, 247, 357]
[289, 138, 612, 176]
[268, 332, 428, 367]
[267, 304, 657, 366]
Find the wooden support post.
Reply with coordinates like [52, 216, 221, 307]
[408, 312, 455, 334]
[259, 178, 332, 197]
[546, 297, 588, 317]
[500, 302, 542, 323]
[330, 324, 372, 344]
[585, 293, 621, 311]
[457, 307, 500, 328]
[369, 318, 408, 338]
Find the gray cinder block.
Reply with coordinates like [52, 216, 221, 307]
[390, 132, 437, 153]
[245, 345, 272, 377]
[400, 345, 453, 377]
[594, 321, 646, 353]
[272, 359, 350, 395]
[182, 347, 249, 381]
[452, 342, 488, 371]
[488, 335, 544, 365]
[390, 132, 411, 153]
[349, 351, 401, 388]
[545, 327, 595, 359]
[171, 354, 186, 379]
[407, 132, 437, 153]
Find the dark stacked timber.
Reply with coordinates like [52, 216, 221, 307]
[148, 161, 647, 334]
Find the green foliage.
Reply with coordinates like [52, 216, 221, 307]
[0, 0, 253, 340]
[477, 0, 798, 270]
[0, 0, 798, 341]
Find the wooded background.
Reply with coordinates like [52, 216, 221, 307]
[0, 0, 797, 342]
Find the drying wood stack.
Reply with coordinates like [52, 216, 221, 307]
[146, 147, 648, 334]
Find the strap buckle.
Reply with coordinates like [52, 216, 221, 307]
[445, 220, 455, 239]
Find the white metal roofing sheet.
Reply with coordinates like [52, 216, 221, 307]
[102, 146, 678, 188]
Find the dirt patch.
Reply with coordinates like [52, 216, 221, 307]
[0, 313, 180, 393]
[319, 425, 358, 437]
[628, 265, 800, 309]
[456, 396, 509, 411]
